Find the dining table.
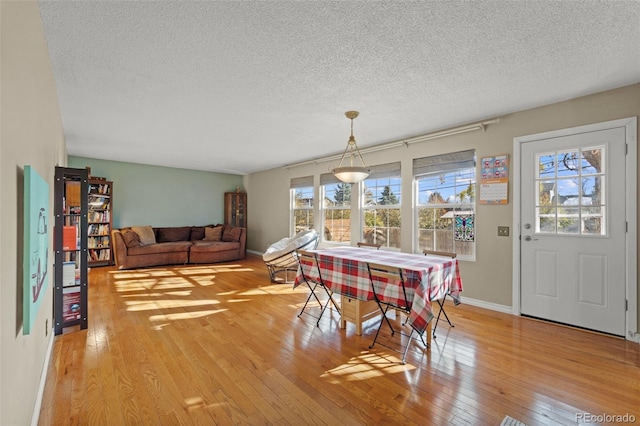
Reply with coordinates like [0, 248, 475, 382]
[293, 246, 463, 339]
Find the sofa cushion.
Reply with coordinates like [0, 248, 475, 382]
[131, 225, 156, 246]
[204, 226, 223, 241]
[127, 241, 193, 256]
[157, 226, 191, 243]
[222, 226, 242, 242]
[190, 226, 205, 241]
[122, 230, 141, 248]
[191, 241, 240, 253]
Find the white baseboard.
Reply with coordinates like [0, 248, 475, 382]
[31, 329, 55, 426]
[461, 297, 640, 345]
[460, 296, 514, 314]
[247, 249, 263, 256]
[628, 331, 640, 344]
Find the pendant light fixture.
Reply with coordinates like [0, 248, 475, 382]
[332, 111, 370, 183]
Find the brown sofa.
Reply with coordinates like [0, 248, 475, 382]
[112, 225, 246, 270]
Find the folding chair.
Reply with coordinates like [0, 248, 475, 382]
[423, 250, 457, 336]
[366, 262, 427, 364]
[296, 249, 341, 326]
[356, 242, 381, 249]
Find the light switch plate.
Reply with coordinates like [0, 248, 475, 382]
[498, 226, 510, 237]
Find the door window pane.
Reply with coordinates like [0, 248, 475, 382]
[534, 146, 605, 236]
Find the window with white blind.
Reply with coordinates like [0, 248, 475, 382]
[414, 150, 476, 260]
[320, 173, 352, 243]
[362, 162, 402, 249]
[290, 176, 314, 234]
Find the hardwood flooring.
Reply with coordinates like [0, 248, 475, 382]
[39, 254, 640, 425]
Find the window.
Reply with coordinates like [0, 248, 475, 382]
[320, 173, 351, 243]
[536, 146, 605, 235]
[290, 176, 314, 234]
[415, 150, 476, 259]
[362, 162, 402, 249]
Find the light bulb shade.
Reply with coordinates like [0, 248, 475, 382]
[332, 166, 370, 183]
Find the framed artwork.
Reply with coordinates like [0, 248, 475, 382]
[23, 165, 50, 335]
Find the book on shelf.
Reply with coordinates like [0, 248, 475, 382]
[89, 249, 111, 261]
[88, 195, 110, 210]
[88, 210, 110, 222]
[62, 226, 77, 250]
[62, 261, 76, 287]
[62, 287, 81, 322]
[88, 235, 110, 248]
[88, 224, 110, 236]
[90, 182, 110, 194]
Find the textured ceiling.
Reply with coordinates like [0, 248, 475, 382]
[38, 1, 640, 175]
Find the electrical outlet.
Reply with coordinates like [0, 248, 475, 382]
[498, 226, 509, 237]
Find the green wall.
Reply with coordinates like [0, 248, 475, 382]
[68, 157, 243, 228]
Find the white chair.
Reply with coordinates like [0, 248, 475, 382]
[263, 229, 318, 283]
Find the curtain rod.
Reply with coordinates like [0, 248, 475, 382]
[283, 118, 500, 169]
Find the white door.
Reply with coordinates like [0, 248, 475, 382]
[520, 126, 627, 336]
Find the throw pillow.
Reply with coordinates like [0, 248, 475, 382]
[190, 226, 205, 241]
[122, 230, 140, 248]
[222, 226, 242, 242]
[157, 226, 191, 242]
[131, 225, 156, 246]
[203, 226, 223, 241]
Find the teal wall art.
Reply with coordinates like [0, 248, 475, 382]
[23, 165, 50, 335]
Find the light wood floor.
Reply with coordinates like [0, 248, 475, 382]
[39, 254, 640, 425]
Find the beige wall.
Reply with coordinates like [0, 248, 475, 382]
[1, 1, 67, 424]
[245, 84, 640, 323]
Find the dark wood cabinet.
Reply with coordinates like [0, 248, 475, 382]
[224, 191, 247, 228]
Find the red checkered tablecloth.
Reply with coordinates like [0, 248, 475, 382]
[294, 246, 463, 335]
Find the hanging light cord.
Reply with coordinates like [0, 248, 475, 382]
[336, 115, 368, 168]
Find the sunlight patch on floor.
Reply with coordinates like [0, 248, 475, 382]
[257, 284, 299, 295]
[225, 298, 253, 303]
[118, 290, 192, 298]
[110, 269, 180, 278]
[124, 299, 221, 311]
[184, 396, 206, 410]
[149, 309, 227, 322]
[321, 351, 415, 382]
[234, 284, 298, 296]
[115, 279, 195, 292]
[175, 265, 254, 274]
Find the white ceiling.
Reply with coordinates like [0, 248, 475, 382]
[38, 1, 640, 175]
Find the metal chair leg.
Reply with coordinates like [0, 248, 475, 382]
[369, 304, 393, 349]
[298, 282, 323, 319]
[316, 288, 340, 326]
[432, 298, 455, 336]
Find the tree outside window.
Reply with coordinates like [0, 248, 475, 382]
[322, 182, 351, 243]
[363, 177, 401, 249]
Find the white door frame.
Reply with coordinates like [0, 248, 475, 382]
[512, 117, 638, 342]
